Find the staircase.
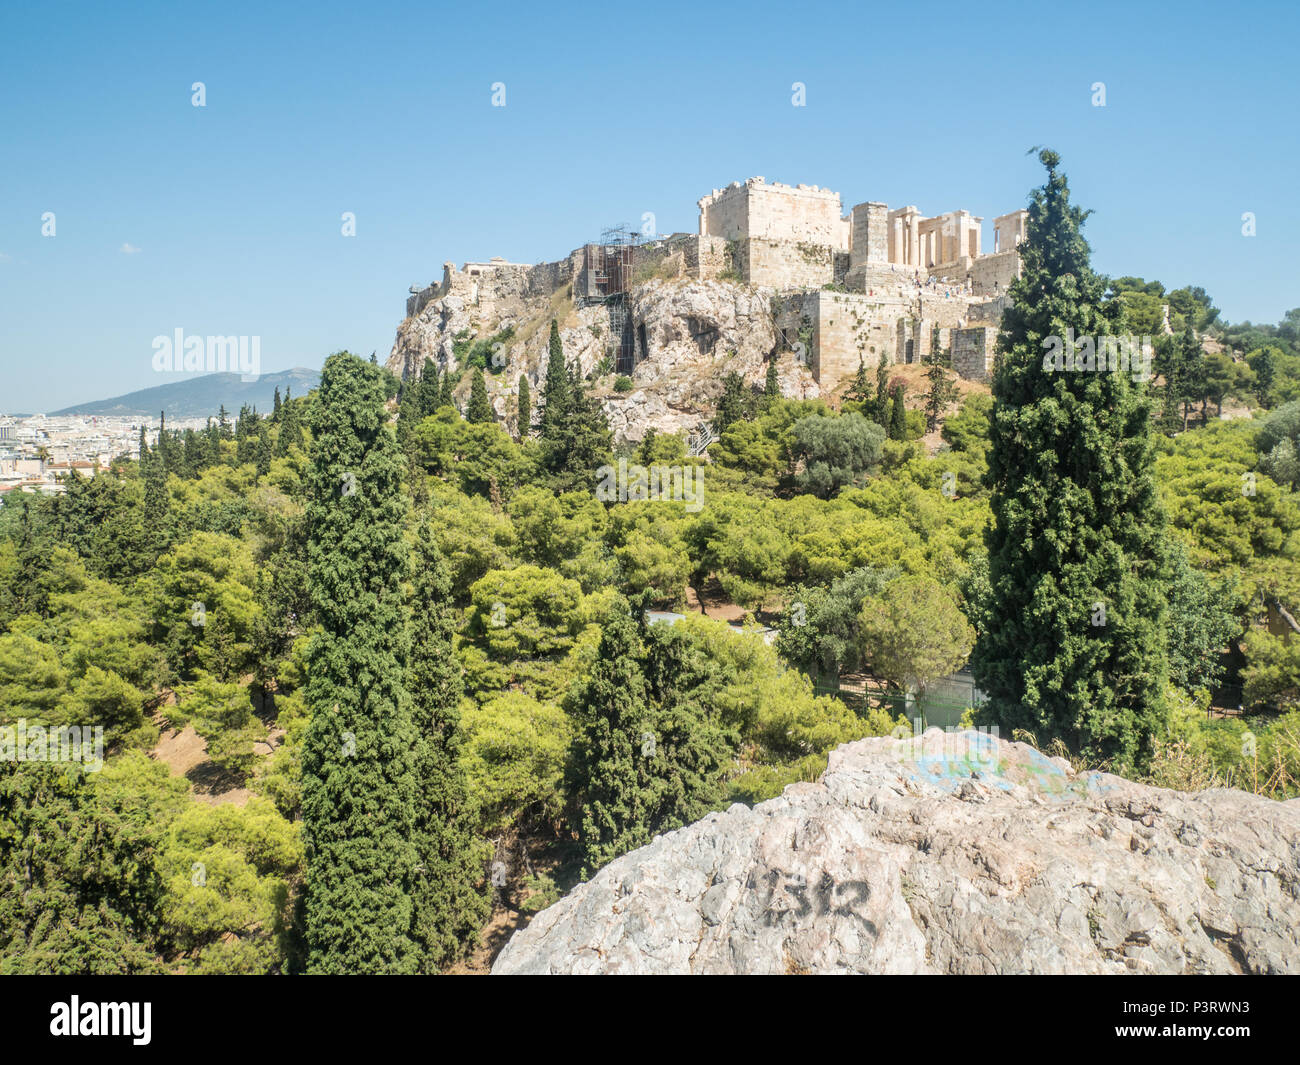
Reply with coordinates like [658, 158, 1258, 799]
[687, 422, 715, 457]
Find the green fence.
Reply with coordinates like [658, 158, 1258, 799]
[813, 681, 983, 730]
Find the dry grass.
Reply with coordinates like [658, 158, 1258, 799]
[514, 282, 576, 347]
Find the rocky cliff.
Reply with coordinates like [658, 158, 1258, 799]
[388, 276, 818, 443]
[492, 729, 1300, 974]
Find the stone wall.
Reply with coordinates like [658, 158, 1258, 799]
[699, 177, 848, 250]
[680, 234, 728, 280]
[969, 249, 1021, 297]
[813, 292, 898, 383]
[735, 238, 838, 289]
[952, 325, 997, 382]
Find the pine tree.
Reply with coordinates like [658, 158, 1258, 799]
[466, 367, 493, 423]
[301, 351, 420, 974]
[538, 320, 571, 440]
[888, 384, 906, 440]
[971, 150, 1168, 768]
[408, 516, 489, 970]
[516, 374, 531, 439]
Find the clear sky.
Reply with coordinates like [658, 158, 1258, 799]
[1, 0, 1296, 413]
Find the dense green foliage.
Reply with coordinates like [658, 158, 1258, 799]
[973, 150, 1170, 768]
[301, 353, 420, 973]
[4, 154, 1300, 974]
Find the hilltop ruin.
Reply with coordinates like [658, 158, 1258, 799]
[389, 177, 1026, 440]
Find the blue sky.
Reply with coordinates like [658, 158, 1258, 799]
[1, 0, 1296, 412]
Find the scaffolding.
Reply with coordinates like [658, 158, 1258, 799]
[581, 226, 640, 374]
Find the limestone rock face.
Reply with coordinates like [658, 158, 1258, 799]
[492, 730, 1300, 974]
[387, 278, 818, 443]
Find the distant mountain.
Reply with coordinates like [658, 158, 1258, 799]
[52, 368, 321, 420]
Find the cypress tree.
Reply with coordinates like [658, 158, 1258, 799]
[1253, 346, 1276, 407]
[764, 356, 781, 403]
[971, 150, 1168, 768]
[538, 320, 570, 440]
[466, 367, 493, 423]
[408, 516, 489, 969]
[181, 428, 202, 478]
[255, 428, 272, 477]
[637, 427, 658, 466]
[235, 404, 257, 465]
[874, 353, 892, 427]
[439, 369, 457, 412]
[205, 418, 221, 466]
[571, 598, 734, 879]
[277, 398, 302, 457]
[845, 358, 871, 404]
[888, 384, 906, 440]
[156, 411, 170, 475]
[301, 351, 420, 974]
[417, 360, 441, 417]
[516, 374, 531, 439]
[1179, 324, 1207, 426]
[713, 371, 749, 434]
[548, 362, 612, 490]
[142, 422, 168, 527]
[571, 605, 652, 878]
[273, 386, 282, 420]
[924, 350, 958, 432]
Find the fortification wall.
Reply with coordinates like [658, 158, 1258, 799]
[970, 249, 1021, 296]
[700, 178, 847, 249]
[699, 183, 753, 240]
[679, 234, 728, 280]
[736, 238, 837, 289]
[812, 292, 900, 383]
[952, 326, 997, 382]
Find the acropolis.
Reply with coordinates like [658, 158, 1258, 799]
[400, 176, 1028, 392]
